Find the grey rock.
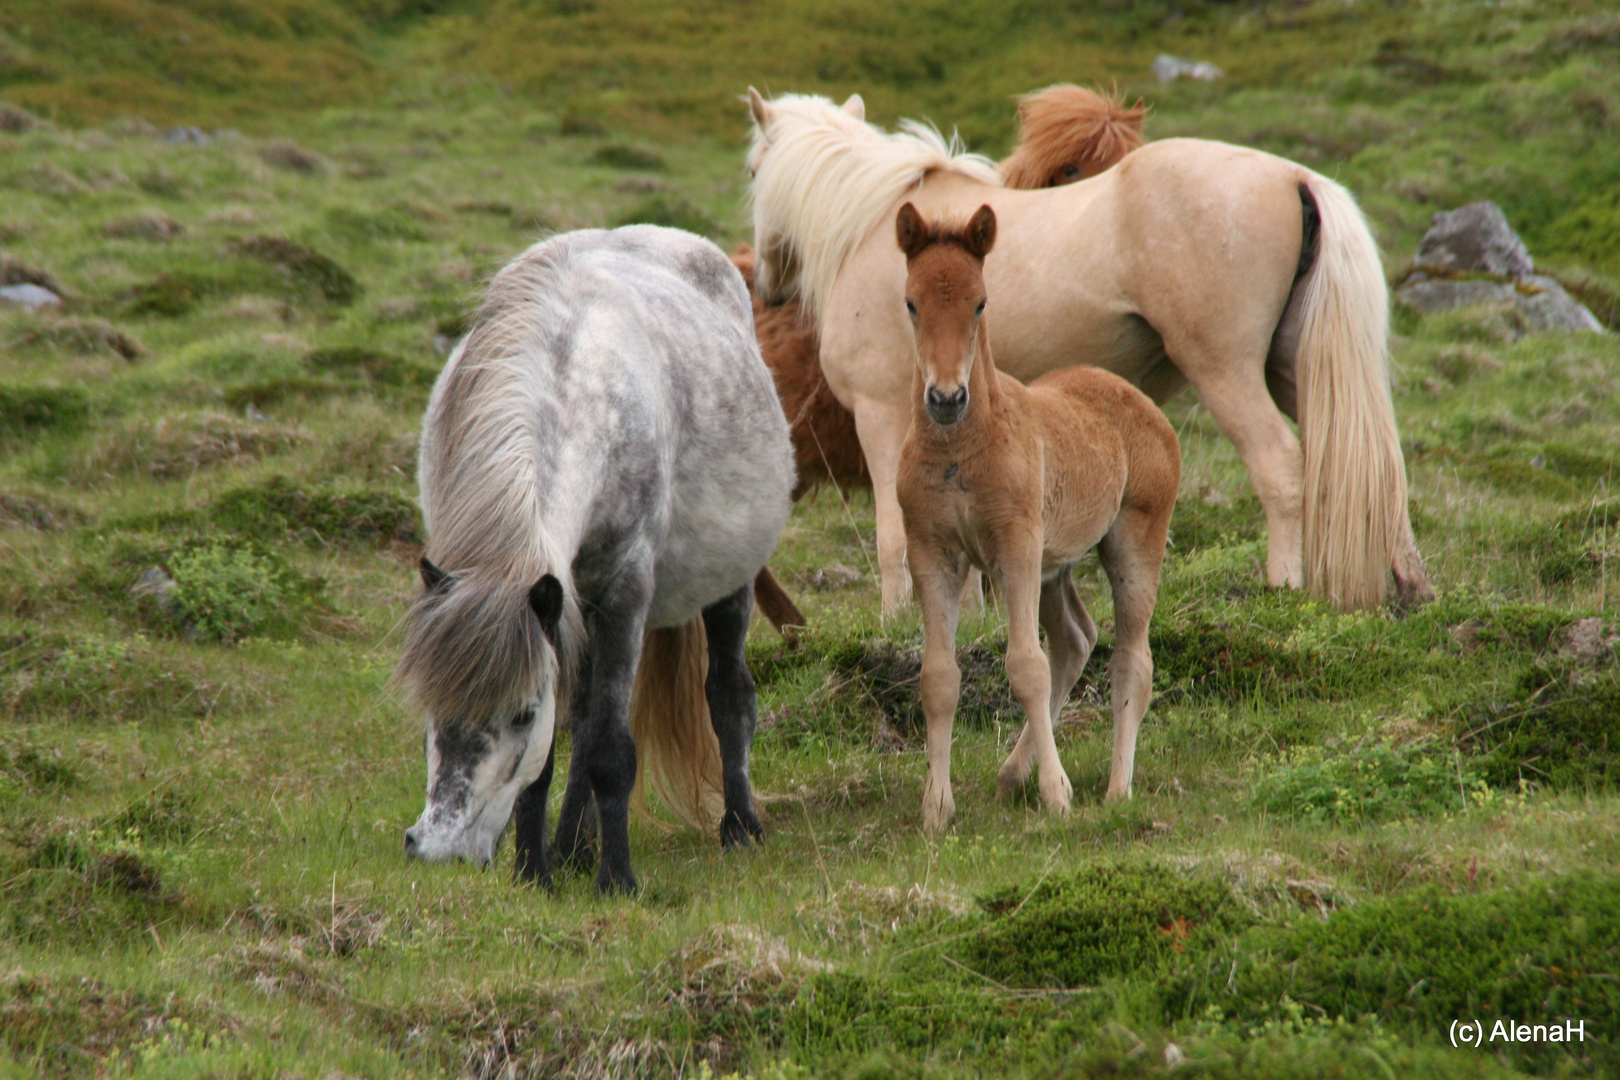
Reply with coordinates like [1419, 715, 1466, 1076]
[1396, 271, 1603, 332]
[165, 126, 212, 145]
[0, 283, 62, 310]
[131, 566, 177, 609]
[1151, 54, 1225, 82]
[1414, 201, 1533, 278]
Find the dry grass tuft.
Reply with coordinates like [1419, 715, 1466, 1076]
[13, 315, 143, 360]
[66, 411, 309, 485]
[104, 208, 185, 241]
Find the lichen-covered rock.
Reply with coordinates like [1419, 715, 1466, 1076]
[1396, 201, 1604, 333]
[1413, 201, 1533, 278]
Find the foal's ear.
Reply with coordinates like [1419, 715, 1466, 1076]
[528, 574, 564, 647]
[896, 202, 929, 260]
[965, 204, 998, 259]
[747, 87, 770, 129]
[420, 556, 449, 592]
[841, 93, 866, 121]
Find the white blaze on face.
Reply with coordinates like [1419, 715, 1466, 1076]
[404, 680, 557, 866]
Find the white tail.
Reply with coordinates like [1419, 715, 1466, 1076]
[628, 619, 724, 830]
[1294, 175, 1407, 611]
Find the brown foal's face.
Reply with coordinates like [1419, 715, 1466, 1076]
[896, 202, 997, 428]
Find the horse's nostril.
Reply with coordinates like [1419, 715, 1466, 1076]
[403, 829, 420, 858]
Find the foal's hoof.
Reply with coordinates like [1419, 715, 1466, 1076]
[720, 808, 765, 849]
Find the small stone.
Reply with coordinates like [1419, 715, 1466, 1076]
[164, 126, 212, 145]
[244, 402, 269, 422]
[131, 566, 176, 608]
[1151, 54, 1225, 82]
[0, 283, 61, 310]
[1164, 1043, 1185, 1067]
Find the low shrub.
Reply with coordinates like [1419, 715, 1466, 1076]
[588, 143, 665, 170]
[164, 544, 288, 644]
[1250, 741, 1488, 823]
[960, 863, 1254, 989]
[1452, 662, 1620, 791]
[0, 384, 89, 438]
[230, 235, 360, 305]
[0, 631, 218, 723]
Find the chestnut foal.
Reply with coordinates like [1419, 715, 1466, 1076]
[894, 202, 1180, 831]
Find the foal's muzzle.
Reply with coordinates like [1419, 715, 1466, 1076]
[926, 385, 969, 426]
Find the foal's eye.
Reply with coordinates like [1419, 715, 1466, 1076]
[1062, 163, 1080, 180]
[905, 299, 916, 316]
[975, 299, 987, 315]
[511, 708, 534, 729]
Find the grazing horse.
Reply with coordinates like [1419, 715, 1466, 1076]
[746, 89, 1434, 614]
[397, 226, 793, 893]
[742, 85, 1146, 629]
[895, 203, 1179, 830]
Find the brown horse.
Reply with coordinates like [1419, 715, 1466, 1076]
[895, 202, 1179, 831]
[745, 86, 1146, 631]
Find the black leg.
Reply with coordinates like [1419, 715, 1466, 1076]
[559, 574, 650, 894]
[552, 689, 600, 873]
[703, 581, 765, 848]
[513, 740, 554, 887]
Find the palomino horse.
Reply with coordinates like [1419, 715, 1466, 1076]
[746, 89, 1434, 614]
[398, 226, 793, 892]
[896, 203, 1179, 830]
[742, 85, 1146, 630]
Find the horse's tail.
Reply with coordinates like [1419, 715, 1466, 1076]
[1294, 174, 1407, 611]
[629, 619, 724, 830]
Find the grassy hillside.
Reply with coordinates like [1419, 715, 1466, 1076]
[2, 0, 1619, 1076]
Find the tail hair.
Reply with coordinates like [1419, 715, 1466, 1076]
[1295, 175, 1407, 610]
[630, 619, 724, 829]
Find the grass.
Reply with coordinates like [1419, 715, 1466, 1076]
[0, 0, 1618, 1076]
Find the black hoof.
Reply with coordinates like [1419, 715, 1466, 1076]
[595, 867, 638, 895]
[550, 838, 597, 873]
[720, 808, 765, 849]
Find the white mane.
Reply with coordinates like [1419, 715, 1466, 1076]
[748, 93, 1002, 330]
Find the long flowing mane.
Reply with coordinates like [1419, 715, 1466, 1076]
[398, 240, 584, 725]
[748, 93, 1001, 331]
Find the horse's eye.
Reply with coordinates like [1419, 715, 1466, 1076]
[1062, 164, 1080, 180]
[905, 299, 917, 316]
[975, 299, 987, 315]
[511, 708, 534, 729]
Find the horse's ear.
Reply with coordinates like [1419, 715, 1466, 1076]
[965, 204, 998, 259]
[841, 93, 865, 121]
[420, 556, 448, 592]
[896, 202, 928, 260]
[528, 574, 564, 648]
[747, 87, 770, 129]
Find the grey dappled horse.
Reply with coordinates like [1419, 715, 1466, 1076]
[397, 226, 793, 892]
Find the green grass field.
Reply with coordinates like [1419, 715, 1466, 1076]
[2, 0, 1619, 1076]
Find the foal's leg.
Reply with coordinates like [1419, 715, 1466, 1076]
[512, 741, 556, 886]
[854, 396, 915, 617]
[912, 545, 968, 833]
[1097, 510, 1168, 800]
[702, 581, 766, 848]
[994, 541, 1073, 815]
[996, 569, 1092, 792]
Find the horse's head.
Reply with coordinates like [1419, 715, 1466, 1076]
[896, 202, 996, 428]
[745, 86, 865, 307]
[999, 85, 1146, 190]
[402, 559, 565, 866]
